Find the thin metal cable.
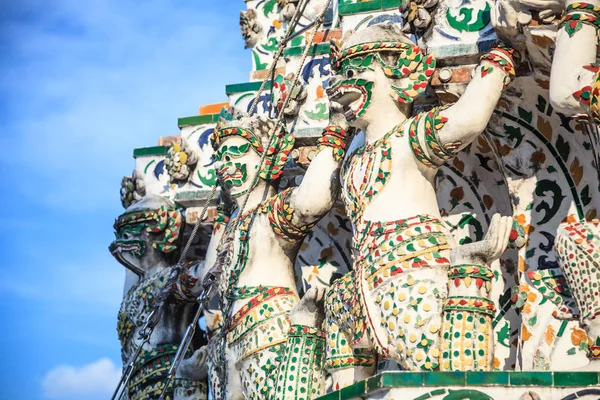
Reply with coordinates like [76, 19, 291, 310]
[226, 0, 331, 242]
[144, 3, 332, 398]
[247, 0, 310, 116]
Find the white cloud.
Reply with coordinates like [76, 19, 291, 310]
[43, 358, 121, 399]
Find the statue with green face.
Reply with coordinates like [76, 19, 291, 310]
[202, 111, 353, 399]
[110, 195, 208, 400]
[323, 24, 518, 389]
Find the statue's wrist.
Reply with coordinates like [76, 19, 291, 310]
[560, 2, 600, 37]
[317, 125, 349, 161]
[480, 44, 519, 86]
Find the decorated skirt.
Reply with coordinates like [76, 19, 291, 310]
[128, 344, 206, 400]
[224, 287, 298, 399]
[326, 215, 452, 371]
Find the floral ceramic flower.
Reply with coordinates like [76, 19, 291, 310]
[164, 138, 199, 183]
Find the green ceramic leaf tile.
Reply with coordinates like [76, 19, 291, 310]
[178, 114, 219, 127]
[225, 81, 272, 95]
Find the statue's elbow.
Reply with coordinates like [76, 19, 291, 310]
[549, 80, 587, 116]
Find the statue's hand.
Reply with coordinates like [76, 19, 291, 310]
[329, 100, 351, 132]
[290, 284, 328, 329]
[176, 346, 209, 380]
[492, 0, 566, 48]
[491, 0, 524, 52]
[452, 214, 512, 266]
[518, 0, 565, 13]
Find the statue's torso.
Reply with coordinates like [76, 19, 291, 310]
[342, 115, 443, 235]
[220, 204, 300, 319]
[117, 268, 194, 364]
[118, 268, 171, 364]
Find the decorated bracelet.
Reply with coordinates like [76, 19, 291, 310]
[480, 45, 518, 87]
[560, 2, 600, 37]
[444, 296, 497, 316]
[317, 125, 349, 161]
[423, 105, 462, 164]
[173, 265, 200, 302]
[267, 188, 317, 242]
[572, 64, 600, 124]
[448, 264, 494, 291]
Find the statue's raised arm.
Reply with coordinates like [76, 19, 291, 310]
[285, 104, 353, 233]
[549, 0, 600, 116]
[435, 45, 518, 159]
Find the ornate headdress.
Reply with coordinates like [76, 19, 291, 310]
[212, 108, 294, 181]
[329, 24, 436, 103]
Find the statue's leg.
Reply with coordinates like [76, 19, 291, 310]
[223, 343, 245, 400]
[174, 378, 208, 400]
[237, 343, 285, 399]
[272, 325, 327, 399]
[440, 264, 495, 371]
[207, 336, 226, 400]
[325, 272, 377, 390]
[227, 290, 297, 399]
[174, 346, 209, 399]
[372, 267, 447, 371]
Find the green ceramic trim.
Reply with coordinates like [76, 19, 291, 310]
[509, 372, 553, 387]
[381, 372, 424, 387]
[466, 371, 509, 386]
[133, 146, 167, 157]
[284, 43, 331, 57]
[317, 371, 600, 400]
[339, 381, 367, 399]
[225, 80, 272, 95]
[317, 391, 339, 400]
[553, 372, 599, 387]
[382, 0, 402, 7]
[339, 1, 380, 15]
[338, 0, 401, 15]
[177, 114, 219, 127]
[174, 189, 213, 201]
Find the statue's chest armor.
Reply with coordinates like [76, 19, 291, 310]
[117, 269, 170, 348]
[342, 126, 410, 225]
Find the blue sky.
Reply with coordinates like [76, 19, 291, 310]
[0, 1, 248, 398]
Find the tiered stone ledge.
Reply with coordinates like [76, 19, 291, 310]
[225, 80, 272, 95]
[284, 42, 331, 58]
[178, 114, 220, 128]
[133, 146, 167, 158]
[318, 371, 600, 400]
